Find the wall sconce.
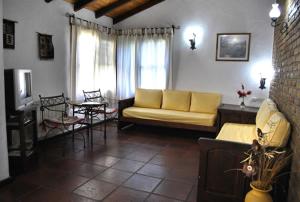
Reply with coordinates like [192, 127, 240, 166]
[189, 33, 196, 50]
[259, 77, 266, 90]
[269, 2, 288, 33]
[184, 25, 203, 50]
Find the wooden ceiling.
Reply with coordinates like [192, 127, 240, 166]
[64, 0, 165, 24]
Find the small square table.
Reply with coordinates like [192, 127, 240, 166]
[70, 101, 108, 146]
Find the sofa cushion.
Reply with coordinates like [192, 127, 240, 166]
[134, 88, 162, 109]
[190, 92, 221, 114]
[256, 99, 277, 130]
[123, 107, 216, 126]
[261, 112, 290, 147]
[216, 123, 257, 145]
[162, 90, 191, 112]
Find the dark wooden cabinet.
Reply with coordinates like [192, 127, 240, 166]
[6, 108, 38, 176]
[218, 104, 258, 131]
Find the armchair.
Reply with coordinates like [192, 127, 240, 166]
[197, 99, 291, 202]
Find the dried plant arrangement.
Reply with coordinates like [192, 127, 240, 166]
[241, 128, 292, 190]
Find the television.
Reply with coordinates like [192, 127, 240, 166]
[4, 69, 33, 113]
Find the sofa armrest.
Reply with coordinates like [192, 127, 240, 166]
[118, 97, 134, 119]
[197, 138, 250, 202]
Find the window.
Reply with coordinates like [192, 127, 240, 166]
[140, 38, 167, 89]
[74, 28, 116, 100]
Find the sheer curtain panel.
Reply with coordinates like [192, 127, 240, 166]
[69, 19, 116, 101]
[116, 31, 137, 99]
[117, 28, 173, 99]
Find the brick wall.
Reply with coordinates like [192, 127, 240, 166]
[269, 0, 300, 201]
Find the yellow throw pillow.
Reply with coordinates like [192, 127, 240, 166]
[162, 90, 191, 111]
[134, 88, 162, 109]
[261, 112, 290, 147]
[190, 92, 221, 114]
[256, 99, 278, 130]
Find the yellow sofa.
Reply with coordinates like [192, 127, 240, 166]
[216, 98, 291, 147]
[118, 88, 222, 132]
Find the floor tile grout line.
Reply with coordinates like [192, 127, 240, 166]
[16, 185, 43, 201]
[20, 124, 199, 202]
[184, 184, 196, 202]
[69, 176, 92, 193]
[91, 131, 197, 201]
[100, 144, 166, 201]
[73, 192, 101, 201]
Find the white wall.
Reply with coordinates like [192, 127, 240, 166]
[3, 0, 112, 100]
[3, 0, 112, 137]
[115, 0, 274, 106]
[0, 0, 10, 181]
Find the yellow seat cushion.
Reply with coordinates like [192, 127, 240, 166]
[190, 92, 221, 114]
[123, 107, 217, 126]
[134, 88, 162, 109]
[162, 90, 191, 112]
[216, 123, 257, 145]
[261, 112, 290, 147]
[256, 99, 277, 130]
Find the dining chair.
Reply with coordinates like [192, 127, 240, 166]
[82, 89, 118, 121]
[39, 93, 85, 155]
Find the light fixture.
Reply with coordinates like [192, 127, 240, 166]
[269, 2, 288, 33]
[189, 33, 196, 50]
[183, 25, 203, 49]
[259, 77, 266, 90]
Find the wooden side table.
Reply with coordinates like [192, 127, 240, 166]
[218, 104, 259, 131]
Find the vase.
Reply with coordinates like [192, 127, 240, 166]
[245, 182, 273, 202]
[240, 100, 246, 108]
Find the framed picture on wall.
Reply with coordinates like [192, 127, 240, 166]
[3, 19, 16, 49]
[216, 33, 251, 61]
[38, 33, 54, 59]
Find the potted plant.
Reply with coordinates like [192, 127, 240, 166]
[242, 129, 292, 202]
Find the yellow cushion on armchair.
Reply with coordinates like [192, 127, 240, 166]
[256, 99, 278, 130]
[261, 112, 290, 147]
[134, 88, 162, 109]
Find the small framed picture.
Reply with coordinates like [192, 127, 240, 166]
[38, 33, 54, 59]
[216, 33, 251, 61]
[3, 19, 15, 49]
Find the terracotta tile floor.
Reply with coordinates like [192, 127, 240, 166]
[0, 122, 212, 202]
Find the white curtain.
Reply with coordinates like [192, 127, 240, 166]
[117, 28, 173, 99]
[116, 32, 137, 99]
[69, 21, 116, 101]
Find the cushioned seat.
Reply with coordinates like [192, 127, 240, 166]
[123, 107, 217, 126]
[216, 99, 291, 147]
[216, 123, 257, 144]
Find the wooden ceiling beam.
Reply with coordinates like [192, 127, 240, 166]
[113, 0, 165, 24]
[95, 0, 131, 18]
[74, 0, 95, 11]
